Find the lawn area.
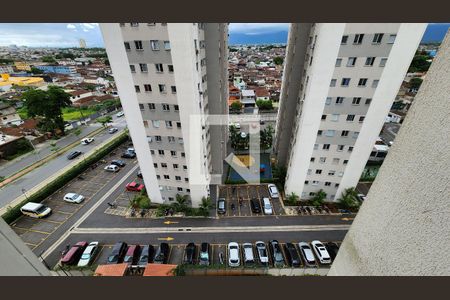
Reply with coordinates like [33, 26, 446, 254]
[62, 107, 96, 121]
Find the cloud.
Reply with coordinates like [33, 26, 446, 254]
[66, 24, 76, 29]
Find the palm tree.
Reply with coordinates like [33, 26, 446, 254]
[311, 189, 327, 207]
[285, 192, 299, 206]
[198, 196, 212, 216]
[337, 187, 360, 209]
[173, 194, 188, 212]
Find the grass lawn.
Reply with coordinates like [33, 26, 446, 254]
[62, 107, 96, 121]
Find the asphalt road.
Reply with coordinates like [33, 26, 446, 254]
[0, 114, 128, 208]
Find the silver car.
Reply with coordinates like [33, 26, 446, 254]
[255, 241, 269, 265]
[298, 242, 316, 266]
[77, 241, 99, 267]
[228, 242, 240, 267]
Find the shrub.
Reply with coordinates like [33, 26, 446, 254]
[311, 189, 327, 207]
[285, 192, 299, 206]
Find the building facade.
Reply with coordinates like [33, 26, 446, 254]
[275, 23, 426, 201]
[101, 23, 228, 206]
[35, 65, 77, 75]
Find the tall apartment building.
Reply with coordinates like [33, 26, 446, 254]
[100, 23, 228, 206]
[275, 23, 426, 201]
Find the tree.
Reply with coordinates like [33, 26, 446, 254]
[97, 115, 112, 127]
[337, 187, 360, 209]
[42, 56, 56, 63]
[285, 192, 299, 206]
[30, 67, 44, 74]
[85, 84, 96, 91]
[408, 55, 431, 73]
[198, 196, 212, 215]
[256, 99, 273, 110]
[173, 194, 189, 212]
[409, 77, 423, 90]
[22, 86, 72, 135]
[260, 124, 275, 151]
[130, 195, 151, 209]
[311, 189, 327, 207]
[273, 56, 284, 65]
[230, 101, 242, 112]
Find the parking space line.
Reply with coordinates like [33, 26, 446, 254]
[15, 226, 51, 235]
[54, 210, 73, 215]
[39, 219, 63, 225]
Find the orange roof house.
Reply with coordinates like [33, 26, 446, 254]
[143, 264, 176, 276]
[94, 263, 128, 276]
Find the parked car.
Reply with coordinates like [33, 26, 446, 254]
[81, 137, 94, 145]
[138, 245, 154, 266]
[121, 150, 136, 158]
[108, 127, 118, 134]
[267, 184, 279, 198]
[199, 242, 210, 266]
[269, 240, 285, 267]
[63, 193, 85, 204]
[250, 198, 262, 213]
[255, 241, 269, 266]
[228, 242, 240, 267]
[311, 240, 332, 264]
[111, 160, 126, 167]
[20, 202, 52, 218]
[61, 241, 88, 266]
[183, 243, 197, 265]
[357, 194, 367, 202]
[126, 182, 145, 192]
[67, 151, 82, 160]
[107, 242, 128, 264]
[116, 111, 125, 117]
[123, 245, 141, 266]
[127, 147, 135, 153]
[298, 242, 316, 266]
[77, 241, 99, 267]
[153, 243, 170, 264]
[325, 242, 340, 260]
[284, 243, 301, 267]
[137, 170, 143, 178]
[104, 165, 119, 172]
[242, 243, 255, 264]
[262, 197, 273, 215]
[217, 198, 226, 215]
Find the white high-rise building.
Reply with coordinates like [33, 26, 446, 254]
[275, 23, 426, 201]
[101, 23, 228, 206]
[79, 38, 87, 48]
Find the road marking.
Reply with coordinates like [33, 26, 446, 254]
[341, 217, 355, 221]
[41, 164, 139, 259]
[14, 227, 51, 235]
[158, 237, 175, 241]
[163, 221, 179, 225]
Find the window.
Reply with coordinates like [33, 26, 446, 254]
[152, 120, 160, 128]
[173, 164, 179, 169]
[321, 115, 327, 121]
[388, 34, 396, 44]
[330, 79, 337, 87]
[177, 187, 183, 192]
[312, 181, 319, 186]
[135, 85, 141, 93]
[379, 58, 388, 67]
[328, 170, 336, 176]
[168, 136, 175, 143]
[148, 103, 155, 109]
[165, 121, 172, 128]
[348, 146, 354, 152]
[159, 84, 166, 93]
[171, 151, 177, 157]
[336, 97, 344, 104]
[185, 178, 189, 182]
[176, 122, 181, 128]
[341, 35, 348, 44]
[352, 97, 361, 105]
[365, 57, 375, 66]
[337, 145, 344, 151]
[341, 130, 349, 137]
[164, 41, 170, 50]
[143, 84, 151, 92]
[183, 165, 187, 170]
[155, 64, 164, 72]
[353, 34, 364, 44]
[171, 86, 177, 93]
[124, 42, 131, 50]
[323, 144, 330, 150]
[139, 103, 144, 110]
[319, 157, 326, 163]
[174, 105, 179, 111]
[139, 63, 148, 72]
[153, 163, 158, 168]
[130, 23, 139, 27]
[331, 114, 339, 122]
[343, 160, 349, 165]
[134, 40, 143, 50]
[316, 169, 322, 174]
[150, 40, 160, 51]
[333, 158, 340, 165]
[325, 182, 331, 186]
[358, 78, 368, 87]
[178, 138, 184, 144]
[304, 181, 309, 185]
[335, 58, 342, 67]
[168, 65, 174, 72]
[162, 103, 170, 111]
[130, 65, 136, 72]
[164, 175, 170, 180]
[365, 98, 372, 105]
[311, 157, 315, 162]
[372, 80, 379, 88]
[150, 150, 155, 155]
[335, 183, 340, 188]
[353, 132, 359, 139]
[346, 114, 355, 122]
[347, 57, 357, 67]
[314, 144, 319, 150]
[161, 163, 168, 168]
[181, 152, 185, 157]
[155, 135, 162, 142]
[341, 78, 351, 86]
[325, 97, 332, 105]
[158, 149, 164, 155]
[318, 130, 323, 136]
[373, 33, 384, 44]
[325, 130, 335, 137]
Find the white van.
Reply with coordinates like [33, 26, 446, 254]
[262, 197, 273, 215]
[20, 202, 52, 218]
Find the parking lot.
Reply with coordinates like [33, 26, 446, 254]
[217, 184, 285, 217]
[9, 143, 137, 251]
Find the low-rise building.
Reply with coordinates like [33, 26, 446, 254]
[0, 102, 21, 125]
[35, 65, 77, 76]
[241, 89, 256, 107]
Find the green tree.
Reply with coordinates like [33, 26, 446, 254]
[97, 115, 113, 127]
[285, 192, 299, 206]
[311, 189, 327, 207]
[230, 101, 242, 112]
[85, 84, 96, 91]
[409, 77, 423, 90]
[173, 194, 189, 212]
[130, 195, 151, 209]
[198, 196, 212, 215]
[42, 56, 57, 63]
[260, 124, 274, 151]
[22, 86, 72, 135]
[256, 99, 273, 110]
[30, 67, 44, 74]
[408, 55, 431, 72]
[273, 56, 284, 65]
[337, 187, 360, 209]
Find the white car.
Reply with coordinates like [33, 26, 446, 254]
[298, 242, 316, 266]
[262, 197, 273, 215]
[311, 240, 331, 264]
[255, 241, 269, 265]
[77, 241, 99, 267]
[104, 165, 119, 172]
[81, 137, 94, 145]
[228, 242, 240, 267]
[242, 243, 255, 264]
[268, 184, 279, 198]
[234, 122, 241, 129]
[63, 193, 85, 204]
[116, 111, 125, 117]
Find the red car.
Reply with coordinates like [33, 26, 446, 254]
[60, 241, 88, 265]
[126, 182, 145, 192]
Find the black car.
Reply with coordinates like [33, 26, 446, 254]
[284, 243, 301, 267]
[137, 170, 143, 178]
[183, 243, 197, 265]
[250, 198, 262, 213]
[121, 151, 136, 159]
[325, 242, 340, 260]
[138, 245, 154, 266]
[111, 160, 126, 167]
[67, 151, 82, 160]
[153, 243, 170, 264]
[107, 242, 128, 264]
[217, 198, 226, 214]
[268, 240, 285, 267]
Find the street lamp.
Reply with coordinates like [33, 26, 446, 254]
[21, 188, 29, 201]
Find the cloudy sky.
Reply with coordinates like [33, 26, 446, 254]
[0, 23, 290, 48]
